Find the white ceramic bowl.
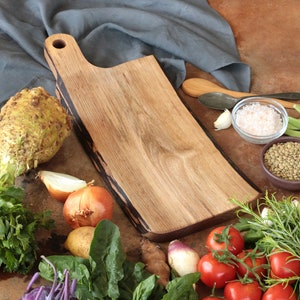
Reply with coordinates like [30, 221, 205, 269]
[231, 97, 288, 144]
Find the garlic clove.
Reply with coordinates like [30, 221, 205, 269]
[292, 200, 300, 208]
[260, 207, 273, 226]
[214, 109, 232, 131]
[38, 170, 88, 202]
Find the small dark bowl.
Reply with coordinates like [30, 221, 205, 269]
[260, 136, 300, 191]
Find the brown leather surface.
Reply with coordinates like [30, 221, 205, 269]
[1, 1, 300, 298]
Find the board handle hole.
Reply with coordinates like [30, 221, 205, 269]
[52, 39, 66, 49]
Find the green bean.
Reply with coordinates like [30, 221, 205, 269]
[285, 128, 300, 137]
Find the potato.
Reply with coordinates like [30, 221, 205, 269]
[64, 226, 95, 258]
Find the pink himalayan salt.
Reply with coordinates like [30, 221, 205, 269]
[235, 103, 283, 136]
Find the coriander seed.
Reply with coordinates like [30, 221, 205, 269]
[264, 141, 300, 181]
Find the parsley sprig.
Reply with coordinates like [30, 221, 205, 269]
[0, 185, 54, 274]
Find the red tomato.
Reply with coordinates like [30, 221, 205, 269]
[224, 281, 262, 300]
[197, 252, 236, 288]
[237, 249, 268, 279]
[262, 284, 296, 300]
[205, 226, 244, 255]
[202, 297, 223, 300]
[269, 250, 300, 281]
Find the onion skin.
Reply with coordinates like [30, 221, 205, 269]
[39, 170, 88, 202]
[48, 190, 70, 203]
[168, 240, 200, 276]
[63, 186, 114, 229]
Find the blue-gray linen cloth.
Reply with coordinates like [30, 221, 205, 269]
[0, 0, 250, 102]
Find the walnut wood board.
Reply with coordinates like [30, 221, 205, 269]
[44, 34, 260, 241]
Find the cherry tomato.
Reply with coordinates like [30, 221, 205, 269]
[262, 284, 296, 300]
[197, 252, 236, 288]
[205, 225, 244, 255]
[224, 281, 262, 300]
[236, 249, 268, 279]
[269, 250, 300, 281]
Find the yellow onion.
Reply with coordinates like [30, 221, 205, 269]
[63, 186, 114, 229]
[39, 170, 88, 202]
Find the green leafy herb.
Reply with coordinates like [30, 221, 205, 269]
[89, 219, 126, 299]
[233, 192, 300, 256]
[0, 185, 54, 274]
[132, 275, 158, 300]
[232, 192, 300, 295]
[38, 220, 199, 299]
[163, 273, 200, 300]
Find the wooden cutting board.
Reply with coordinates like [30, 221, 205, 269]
[44, 33, 260, 241]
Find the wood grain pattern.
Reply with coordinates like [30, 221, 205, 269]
[44, 33, 260, 241]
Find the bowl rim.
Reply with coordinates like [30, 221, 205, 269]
[260, 136, 300, 184]
[232, 97, 289, 140]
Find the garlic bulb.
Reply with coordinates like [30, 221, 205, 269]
[214, 109, 232, 131]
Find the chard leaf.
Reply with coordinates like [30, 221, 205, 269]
[39, 255, 90, 282]
[132, 274, 157, 300]
[39, 255, 94, 299]
[119, 261, 164, 300]
[89, 220, 126, 299]
[162, 272, 200, 300]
